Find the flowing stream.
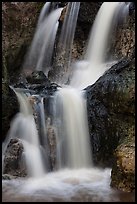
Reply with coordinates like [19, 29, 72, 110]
[2, 2, 134, 202]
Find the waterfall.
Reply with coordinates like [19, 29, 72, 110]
[85, 2, 127, 64]
[3, 2, 130, 179]
[37, 2, 51, 25]
[2, 2, 133, 202]
[35, 96, 51, 170]
[35, 21, 59, 74]
[59, 2, 80, 66]
[53, 87, 92, 169]
[51, 2, 129, 170]
[23, 6, 63, 75]
[70, 2, 129, 89]
[54, 2, 80, 84]
[2, 90, 46, 177]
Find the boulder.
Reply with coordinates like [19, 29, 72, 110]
[3, 138, 27, 177]
[86, 56, 135, 167]
[111, 133, 135, 192]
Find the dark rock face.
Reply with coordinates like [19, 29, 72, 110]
[26, 71, 50, 85]
[86, 56, 135, 167]
[2, 84, 19, 141]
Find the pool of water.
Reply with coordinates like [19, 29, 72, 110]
[2, 168, 135, 202]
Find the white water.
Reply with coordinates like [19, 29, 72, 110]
[36, 96, 51, 170]
[70, 2, 129, 90]
[37, 2, 51, 25]
[85, 2, 127, 64]
[52, 2, 129, 169]
[59, 2, 80, 65]
[53, 87, 92, 169]
[55, 2, 80, 84]
[3, 168, 134, 202]
[2, 91, 45, 177]
[2, 168, 117, 202]
[23, 7, 63, 74]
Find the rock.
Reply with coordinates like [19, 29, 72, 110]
[2, 84, 19, 141]
[47, 118, 57, 171]
[26, 71, 50, 85]
[2, 2, 44, 141]
[2, 174, 18, 180]
[3, 138, 27, 177]
[86, 56, 135, 167]
[2, 2, 44, 83]
[111, 133, 135, 192]
[111, 3, 135, 59]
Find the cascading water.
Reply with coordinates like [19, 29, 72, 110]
[53, 87, 92, 169]
[52, 2, 129, 171]
[70, 2, 130, 89]
[57, 2, 80, 83]
[34, 96, 51, 170]
[2, 2, 133, 202]
[2, 90, 46, 177]
[23, 4, 63, 75]
[51, 2, 80, 85]
[37, 2, 51, 25]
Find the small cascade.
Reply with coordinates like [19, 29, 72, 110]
[2, 90, 46, 177]
[54, 2, 80, 84]
[34, 96, 51, 171]
[36, 21, 59, 74]
[70, 2, 129, 89]
[53, 87, 92, 169]
[85, 2, 127, 64]
[23, 7, 63, 75]
[37, 2, 51, 25]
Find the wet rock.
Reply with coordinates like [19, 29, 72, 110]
[47, 118, 57, 171]
[26, 71, 50, 85]
[3, 138, 27, 177]
[26, 82, 60, 96]
[86, 56, 135, 167]
[2, 174, 18, 180]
